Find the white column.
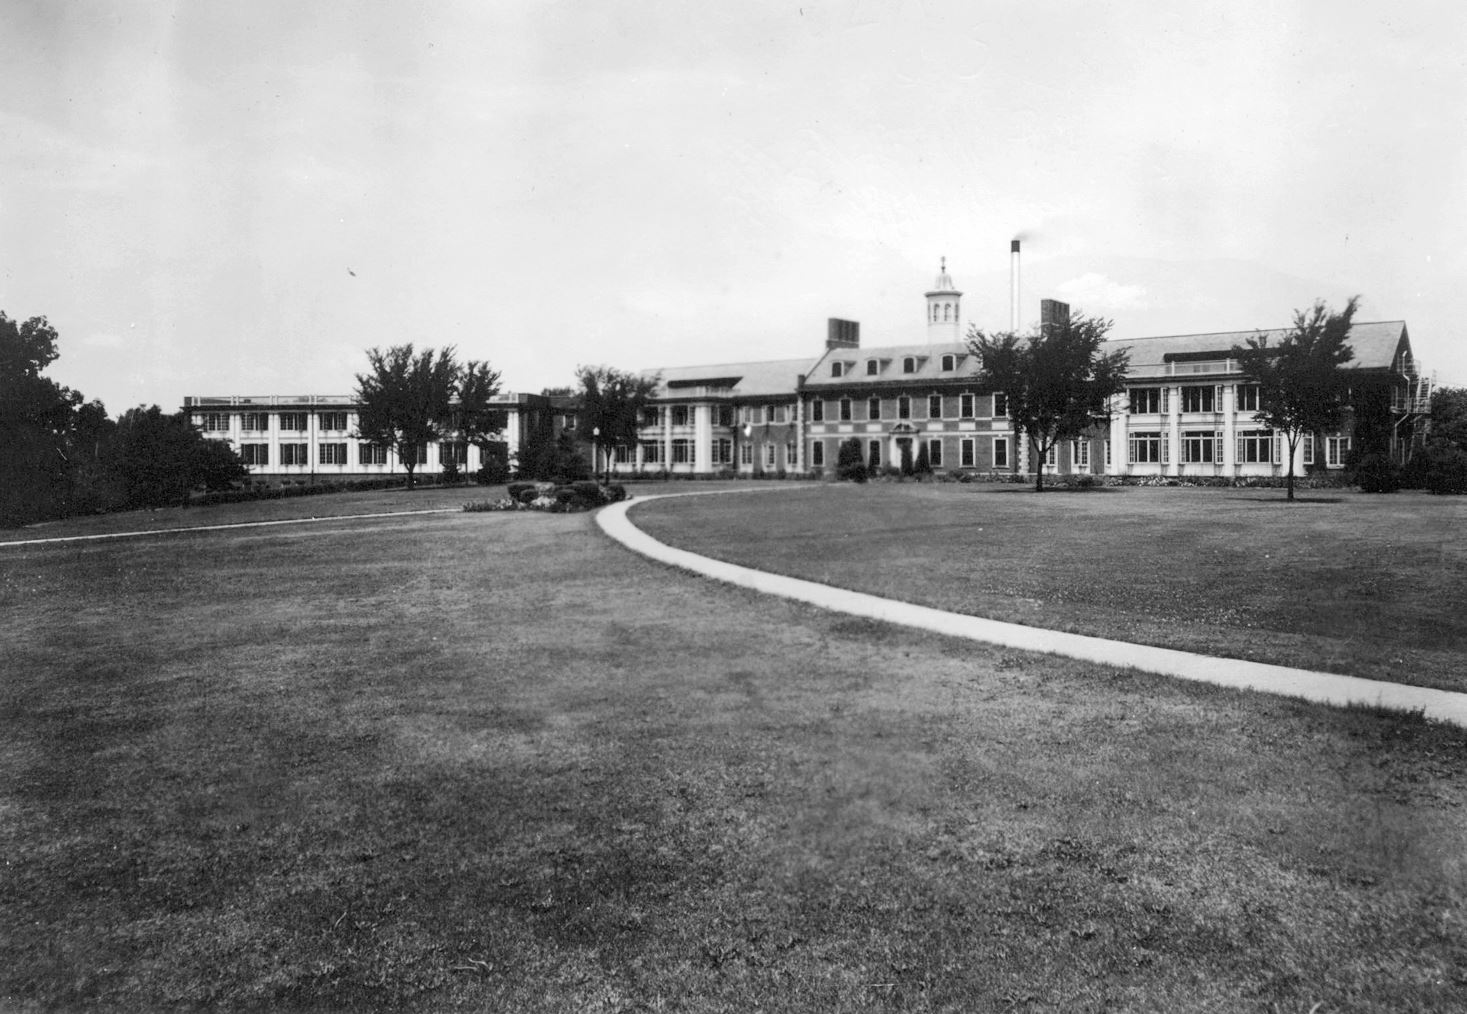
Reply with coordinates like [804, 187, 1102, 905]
[1109, 399, 1126, 476]
[694, 404, 711, 474]
[1222, 383, 1236, 475]
[1167, 384, 1181, 475]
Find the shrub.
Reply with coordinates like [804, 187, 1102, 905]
[1350, 453, 1400, 494]
[1425, 445, 1467, 495]
[836, 439, 867, 483]
[442, 461, 462, 483]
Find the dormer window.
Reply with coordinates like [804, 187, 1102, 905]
[940, 354, 956, 371]
[831, 362, 844, 378]
[866, 359, 879, 375]
[903, 357, 917, 374]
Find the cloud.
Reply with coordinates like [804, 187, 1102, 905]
[1055, 272, 1149, 312]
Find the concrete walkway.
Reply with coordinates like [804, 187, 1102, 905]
[598, 490, 1467, 729]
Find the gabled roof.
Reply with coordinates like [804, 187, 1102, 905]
[804, 341, 979, 389]
[1108, 321, 1410, 372]
[643, 357, 815, 399]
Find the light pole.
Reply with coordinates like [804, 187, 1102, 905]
[592, 426, 600, 481]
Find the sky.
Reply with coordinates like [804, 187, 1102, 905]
[3, 0, 1464, 414]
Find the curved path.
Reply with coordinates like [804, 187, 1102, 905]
[598, 490, 1467, 729]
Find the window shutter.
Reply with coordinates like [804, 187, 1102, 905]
[1161, 435, 1169, 465]
[1215, 432, 1223, 463]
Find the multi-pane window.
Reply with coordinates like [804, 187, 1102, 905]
[320, 411, 349, 431]
[868, 397, 882, 421]
[1236, 385, 1260, 413]
[786, 442, 797, 467]
[1104, 439, 1112, 467]
[839, 399, 852, 422]
[941, 354, 956, 371]
[928, 439, 943, 467]
[1043, 445, 1057, 469]
[1302, 433, 1314, 466]
[319, 443, 349, 466]
[993, 437, 1008, 469]
[1129, 431, 1163, 464]
[279, 412, 308, 431]
[641, 407, 661, 427]
[241, 412, 270, 432]
[868, 441, 881, 467]
[1236, 430, 1271, 463]
[716, 405, 733, 427]
[811, 441, 826, 467]
[641, 440, 664, 464]
[240, 443, 269, 466]
[959, 393, 974, 418]
[866, 359, 879, 376]
[928, 395, 942, 419]
[440, 442, 467, 466]
[809, 400, 824, 422]
[960, 438, 975, 467]
[740, 443, 752, 466]
[614, 445, 632, 464]
[898, 396, 911, 420]
[281, 443, 309, 466]
[831, 362, 845, 378]
[1182, 431, 1220, 463]
[712, 438, 732, 465]
[993, 392, 1008, 417]
[763, 443, 776, 469]
[672, 439, 693, 464]
[359, 444, 388, 465]
[671, 405, 690, 426]
[1073, 440, 1090, 469]
[902, 357, 917, 374]
[1180, 386, 1217, 413]
[1326, 436, 1350, 467]
[1129, 388, 1161, 414]
[200, 412, 231, 431]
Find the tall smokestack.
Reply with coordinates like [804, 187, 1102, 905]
[1010, 239, 1021, 332]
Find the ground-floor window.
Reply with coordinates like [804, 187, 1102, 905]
[1129, 431, 1163, 464]
[1302, 433, 1315, 466]
[811, 441, 825, 467]
[1182, 430, 1220, 464]
[712, 438, 732, 465]
[281, 442, 308, 466]
[641, 440, 663, 464]
[993, 437, 1008, 469]
[740, 442, 752, 466]
[614, 444, 632, 464]
[359, 443, 388, 465]
[928, 438, 943, 467]
[868, 440, 881, 467]
[1237, 430, 1272, 464]
[1104, 438, 1112, 467]
[1326, 436, 1349, 467]
[1073, 440, 1090, 470]
[440, 442, 467, 466]
[1042, 444, 1056, 469]
[960, 438, 974, 467]
[785, 442, 797, 467]
[240, 443, 269, 466]
[320, 442, 349, 465]
[763, 443, 776, 469]
[672, 438, 693, 464]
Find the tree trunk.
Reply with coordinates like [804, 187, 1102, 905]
[1284, 436, 1296, 501]
[405, 462, 416, 490]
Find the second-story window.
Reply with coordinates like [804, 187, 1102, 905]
[671, 405, 689, 426]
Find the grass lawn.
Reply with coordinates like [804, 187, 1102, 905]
[633, 482, 1467, 694]
[3, 490, 1466, 1011]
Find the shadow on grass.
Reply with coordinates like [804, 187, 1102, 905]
[1224, 496, 1344, 504]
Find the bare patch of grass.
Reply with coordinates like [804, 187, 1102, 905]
[634, 483, 1467, 693]
[3, 492, 1466, 1011]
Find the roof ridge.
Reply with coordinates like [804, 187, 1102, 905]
[1113, 320, 1405, 342]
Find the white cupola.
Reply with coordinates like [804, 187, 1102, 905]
[924, 257, 962, 345]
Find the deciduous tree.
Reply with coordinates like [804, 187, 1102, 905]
[575, 365, 659, 475]
[1232, 296, 1359, 501]
[355, 345, 464, 488]
[1, 313, 82, 525]
[968, 313, 1128, 492]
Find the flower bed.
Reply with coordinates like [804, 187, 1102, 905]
[463, 481, 628, 513]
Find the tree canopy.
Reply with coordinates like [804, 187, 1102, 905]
[1232, 296, 1359, 501]
[574, 365, 659, 473]
[967, 312, 1128, 491]
[355, 345, 500, 487]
